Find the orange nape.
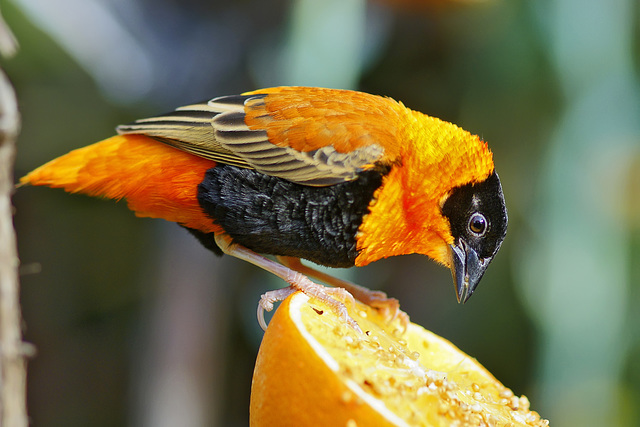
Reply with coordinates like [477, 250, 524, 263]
[20, 134, 220, 234]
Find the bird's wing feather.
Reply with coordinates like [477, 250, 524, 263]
[117, 98, 254, 169]
[118, 87, 400, 186]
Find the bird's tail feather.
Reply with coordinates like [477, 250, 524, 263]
[21, 134, 220, 233]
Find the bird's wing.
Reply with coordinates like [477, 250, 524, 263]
[117, 96, 254, 170]
[117, 87, 402, 186]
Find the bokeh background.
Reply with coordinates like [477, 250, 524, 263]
[6, 0, 640, 425]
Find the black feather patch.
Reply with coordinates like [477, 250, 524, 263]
[195, 165, 386, 267]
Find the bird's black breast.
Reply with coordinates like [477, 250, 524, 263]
[192, 165, 385, 268]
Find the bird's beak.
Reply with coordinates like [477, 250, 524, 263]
[449, 239, 491, 303]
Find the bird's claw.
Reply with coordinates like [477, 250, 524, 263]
[350, 289, 410, 332]
[257, 284, 362, 333]
[258, 286, 298, 330]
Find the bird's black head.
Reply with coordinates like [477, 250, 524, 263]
[441, 171, 508, 303]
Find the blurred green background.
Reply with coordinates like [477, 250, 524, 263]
[6, 0, 640, 425]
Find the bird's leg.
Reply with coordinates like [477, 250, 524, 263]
[277, 256, 409, 330]
[213, 234, 360, 332]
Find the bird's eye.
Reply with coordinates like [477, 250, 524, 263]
[468, 212, 488, 236]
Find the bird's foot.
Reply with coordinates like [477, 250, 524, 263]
[213, 235, 360, 331]
[354, 290, 409, 333]
[258, 270, 361, 333]
[258, 286, 297, 330]
[277, 256, 409, 331]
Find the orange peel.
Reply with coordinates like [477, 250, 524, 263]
[250, 292, 548, 426]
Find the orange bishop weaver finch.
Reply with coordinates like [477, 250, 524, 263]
[21, 86, 508, 330]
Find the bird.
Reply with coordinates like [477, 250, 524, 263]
[21, 86, 508, 331]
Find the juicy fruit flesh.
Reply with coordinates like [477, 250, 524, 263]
[291, 294, 548, 427]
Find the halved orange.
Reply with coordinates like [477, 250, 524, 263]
[250, 292, 548, 427]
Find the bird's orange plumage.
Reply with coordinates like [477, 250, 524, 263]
[354, 111, 493, 268]
[22, 134, 221, 234]
[244, 87, 404, 160]
[238, 87, 495, 268]
[21, 87, 506, 319]
[23, 87, 494, 269]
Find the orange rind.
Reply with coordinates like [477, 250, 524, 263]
[250, 292, 548, 426]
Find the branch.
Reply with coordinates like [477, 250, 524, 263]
[0, 10, 30, 427]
